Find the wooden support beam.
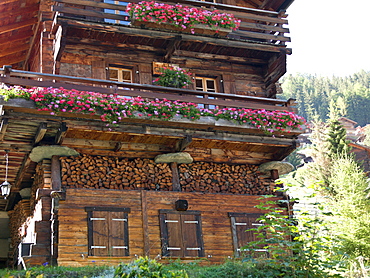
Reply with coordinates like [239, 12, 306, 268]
[173, 50, 267, 65]
[55, 122, 68, 144]
[51, 156, 62, 191]
[0, 18, 37, 35]
[33, 122, 47, 144]
[0, 118, 9, 141]
[176, 135, 192, 152]
[14, 154, 31, 189]
[170, 162, 181, 192]
[141, 190, 150, 256]
[163, 36, 182, 63]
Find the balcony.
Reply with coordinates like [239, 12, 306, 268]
[51, 0, 291, 55]
[0, 65, 300, 136]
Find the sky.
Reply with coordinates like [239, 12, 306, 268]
[286, 0, 370, 77]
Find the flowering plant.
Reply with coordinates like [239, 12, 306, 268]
[127, 1, 241, 33]
[153, 66, 192, 88]
[0, 87, 305, 134]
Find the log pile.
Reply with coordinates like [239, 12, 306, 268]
[179, 162, 273, 195]
[60, 155, 173, 191]
[8, 200, 31, 255]
[30, 160, 51, 212]
[59, 155, 274, 194]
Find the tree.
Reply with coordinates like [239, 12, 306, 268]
[326, 119, 351, 158]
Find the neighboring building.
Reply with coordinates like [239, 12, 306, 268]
[0, 0, 301, 267]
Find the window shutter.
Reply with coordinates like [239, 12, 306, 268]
[159, 210, 204, 257]
[229, 213, 264, 256]
[109, 211, 129, 256]
[86, 207, 130, 257]
[160, 213, 182, 257]
[90, 211, 109, 256]
[181, 214, 204, 257]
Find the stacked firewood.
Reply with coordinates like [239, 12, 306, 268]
[179, 162, 273, 195]
[8, 200, 31, 254]
[60, 155, 173, 190]
[30, 160, 51, 212]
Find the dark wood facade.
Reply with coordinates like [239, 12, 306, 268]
[0, 0, 299, 268]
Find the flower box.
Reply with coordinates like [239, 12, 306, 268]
[132, 20, 231, 37]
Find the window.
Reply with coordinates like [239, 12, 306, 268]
[228, 212, 266, 256]
[159, 210, 204, 257]
[85, 207, 130, 256]
[108, 66, 133, 83]
[104, 0, 130, 25]
[195, 77, 218, 109]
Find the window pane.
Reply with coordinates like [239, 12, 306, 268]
[195, 79, 203, 91]
[121, 70, 132, 83]
[206, 79, 215, 89]
[109, 69, 119, 81]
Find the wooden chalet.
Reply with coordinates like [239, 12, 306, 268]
[0, 0, 300, 268]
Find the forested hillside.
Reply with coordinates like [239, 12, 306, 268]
[280, 70, 370, 126]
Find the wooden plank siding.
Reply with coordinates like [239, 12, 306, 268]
[57, 188, 268, 266]
[58, 45, 271, 98]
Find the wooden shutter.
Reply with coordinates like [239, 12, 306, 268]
[86, 207, 130, 257]
[229, 212, 265, 256]
[109, 211, 129, 256]
[90, 210, 109, 256]
[159, 210, 204, 257]
[160, 213, 182, 257]
[181, 214, 204, 257]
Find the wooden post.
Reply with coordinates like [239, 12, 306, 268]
[51, 156, 62, 191]
[141, 190, 150, 256]
[170, 162, 181, 191]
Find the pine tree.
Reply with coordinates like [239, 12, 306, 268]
[326, 119, 351, 158]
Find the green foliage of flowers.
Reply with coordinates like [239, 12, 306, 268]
[153, 66, 192, 88]
[0, 264, 112, 278]
[0, 86, 31, 101]
[127, 1, 240, 32]
[114, 257, 188, 278]
[0, 86, 305, 133]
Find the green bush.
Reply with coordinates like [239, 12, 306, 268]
[114, 257, 188, 278]
[0, 265, 112, 278]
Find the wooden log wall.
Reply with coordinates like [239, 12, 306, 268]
[60, 155, 274, 195]
[59, 46, 268, 97]
[57, 189, 268, 266]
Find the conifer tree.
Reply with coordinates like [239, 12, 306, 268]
[326, 119, 351, 158]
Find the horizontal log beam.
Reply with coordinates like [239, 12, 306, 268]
[0, 73, 295, 110]
[57, 18, 289, 53]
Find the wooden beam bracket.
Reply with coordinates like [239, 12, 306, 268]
[163, 36, 182, 63]
[33, 122, 48, 144]
[0, 118, 9, 141]
[55, 122, 68, 144]
[176, 135, 192, 152]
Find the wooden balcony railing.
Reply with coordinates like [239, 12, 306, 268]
[0, 66, 296, 113]
[52, 0, 290, 46]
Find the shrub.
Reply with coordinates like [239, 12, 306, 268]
[114, 257, 188, 278]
